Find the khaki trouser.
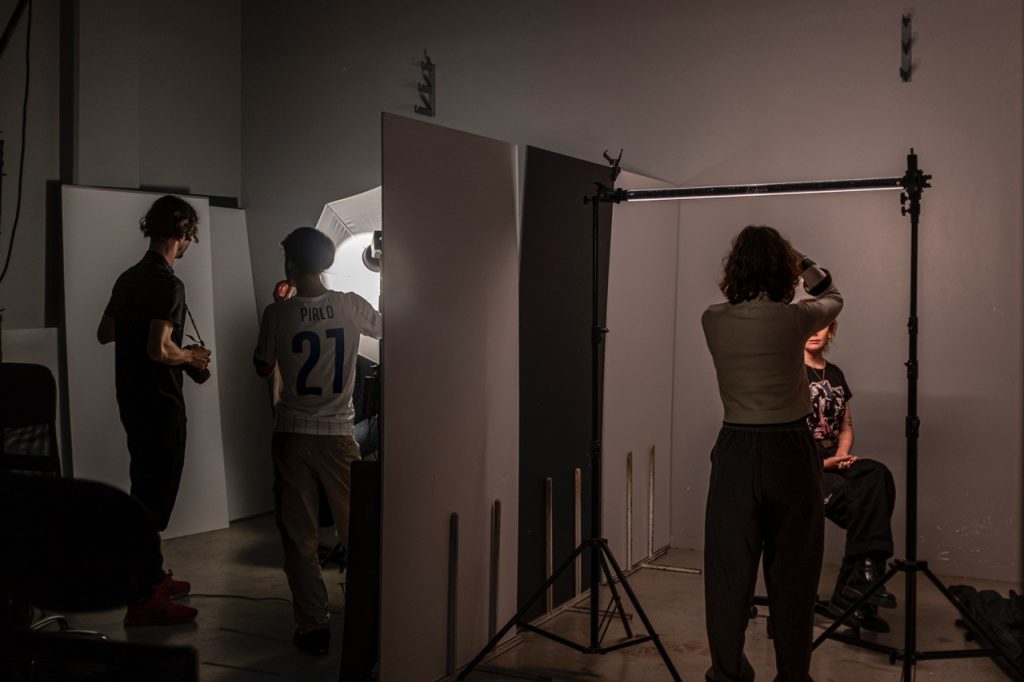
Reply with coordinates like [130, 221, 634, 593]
[272, 431, 361, 631]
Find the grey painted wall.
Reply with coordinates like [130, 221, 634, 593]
[0, 0, 58, 330]
[0, 0, 241, 329]
[241, 1, 1022, 582]
[663, 2, 1023, 583]
[76, 0, 241, 196]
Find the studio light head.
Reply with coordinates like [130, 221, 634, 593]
[362, 230, 382, 273]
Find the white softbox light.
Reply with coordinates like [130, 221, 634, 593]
[315, 186, 382, 361]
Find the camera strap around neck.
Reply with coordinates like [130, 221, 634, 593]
[185, 306, 205, 347]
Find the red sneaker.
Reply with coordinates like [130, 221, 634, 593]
[124, 591, 198, 627]
[157, 570, 191, 599]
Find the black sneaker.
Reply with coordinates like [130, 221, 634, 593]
[828, 590, 890, 633]
[293, 627, 330, 655]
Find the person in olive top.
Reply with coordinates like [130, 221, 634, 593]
[97, 195, 211, 627]
[805, 321, 897, 632]
[701, 225, 841, 682]
[254, 227, 382, 655]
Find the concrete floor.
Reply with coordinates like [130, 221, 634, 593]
[62, 514, 1016, 681]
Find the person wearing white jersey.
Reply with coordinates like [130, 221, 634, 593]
[253, 227, 382, 655]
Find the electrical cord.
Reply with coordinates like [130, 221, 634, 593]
[188, 593, 292, 605]
[189, 586, 347, 615]
[0, 0, 30, 285]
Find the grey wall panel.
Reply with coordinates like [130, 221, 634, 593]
[62, 186, 229, 539]
[76, 0, 141, 190]
[380, 114, 519, 680]
[209, 207, 274, 520]
[517, 147, 611, 621]
[604, 172, 679, 566]
[76, 0, 241, 198]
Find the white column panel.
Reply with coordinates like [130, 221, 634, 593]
[380, 114, 519, 680]
[62, 186, 229, 539]
[209, 207, 275, 520]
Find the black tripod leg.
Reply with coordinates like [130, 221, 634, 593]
[813, 563, 901, 649]
[597, 551, 634, 639]
[458, 542, 589, 680]
[600, 544, 682, 682]
[597, 596, 618, 643]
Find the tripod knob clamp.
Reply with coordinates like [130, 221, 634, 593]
[905, 415, 921, 438]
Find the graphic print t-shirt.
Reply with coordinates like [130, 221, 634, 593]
[255, 291, 382, 435]
[805, 362, 853, 441]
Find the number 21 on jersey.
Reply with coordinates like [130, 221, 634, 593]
[291, 328, 344, 396]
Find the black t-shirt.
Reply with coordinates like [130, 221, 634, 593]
[103, 250, 187, 414]
[805, 362, 853, 442]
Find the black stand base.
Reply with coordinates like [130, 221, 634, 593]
[457, 538, 681, 681]
[813, 560, 1023, 679]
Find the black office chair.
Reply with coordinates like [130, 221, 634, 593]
[1, 474, 196, 681]
[0, 362, 84, 635]
[0, 363, 62, 477]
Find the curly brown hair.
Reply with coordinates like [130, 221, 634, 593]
[719, 225, 800, 304]
[140, 195, 199, 243]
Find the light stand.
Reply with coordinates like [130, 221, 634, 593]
[810, 152, 1023, 680]
[457, 184, 682, 681]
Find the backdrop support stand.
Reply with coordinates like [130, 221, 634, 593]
[809, 151, 1022, 680]
[457, 186, 682, 681]
[619, 149, 1019, 679]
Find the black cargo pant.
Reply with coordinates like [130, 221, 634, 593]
[704, 420, 824, 682]
[118, 401, 187, 533]
[819, 447, 895, 565]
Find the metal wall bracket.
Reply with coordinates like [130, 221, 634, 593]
[900, 13, 914, 82]
[602, 149, 622, 181]
[415, 50, 436, 117]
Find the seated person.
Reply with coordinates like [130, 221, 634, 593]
[805, 321, 898, 628]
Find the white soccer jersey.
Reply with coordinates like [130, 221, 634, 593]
[255, 291, 382, 435]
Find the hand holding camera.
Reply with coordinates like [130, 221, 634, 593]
[795, 251, 832, 296]
[184, 344, 212, 384]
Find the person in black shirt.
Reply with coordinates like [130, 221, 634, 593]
[805, 321, 897, 632]
[97, 195, 211, 627]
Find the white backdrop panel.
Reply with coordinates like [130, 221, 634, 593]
[62, 186, 229, 539]
[381, 114, 519, 681]
[210, 206, 274, 520]
[603, 171, 679, 567]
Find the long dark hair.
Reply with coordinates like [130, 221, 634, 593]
[719, 225, 800, 304]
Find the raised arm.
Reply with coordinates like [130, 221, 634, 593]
[795, 254, 843, 336]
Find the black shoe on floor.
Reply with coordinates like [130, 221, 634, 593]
[843, 557, 898, 609]
[293, 627, 330, 655]
[828, 591, 890, 633]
